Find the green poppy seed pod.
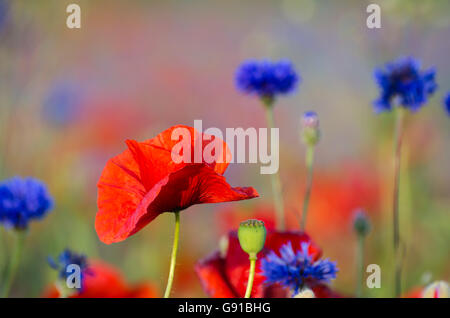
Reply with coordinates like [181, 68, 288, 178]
[238, 219, 266, 260]
[353, 209, 371, 237]
[293, 288, 316, 298]
[300, 111, 320, 147]
[422, 281, 449, 298]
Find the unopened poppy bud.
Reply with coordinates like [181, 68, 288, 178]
[422, 281, 449, 298]
[300, 111, 320, 146]
[293, 288, 316, 298]
[353, 209, 371, 237]
[238, 219, 266, 260]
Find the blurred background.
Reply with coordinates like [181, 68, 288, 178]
[0, 0, 449, 297]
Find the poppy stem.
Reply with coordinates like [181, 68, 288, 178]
[1, 230, 26, 298]
[393, 107, 405, 297]
[356, 234, 365, 298]
[263, 99, 285, 231]
[55, 280, 69, 298]
[164, 211, 180, 298]
[244, 256, 257, 298]
[300, 145, 315, 231]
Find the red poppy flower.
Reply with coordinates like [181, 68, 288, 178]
[96, 125, 259, 244]
[195, 231, 342, 298]
[43, 261, 158, 298]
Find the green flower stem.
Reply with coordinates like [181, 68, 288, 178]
[1, 230, 26, 298]
[300, 145, 315, 231]
[55, 280, 69, 298]
[356, 235, 365, 298]
[244, 256, 257, 298]
[164, 211, 180, 298]
[393, 108, 405, 297]
[263, 101, 285, 231]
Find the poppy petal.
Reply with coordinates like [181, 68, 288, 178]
[96, 145, 150, 244]
[110, 164, 258, 243]
[146, 125, 231, 175]
[195, 251, 238, 298]
[311, 284, 344, 298]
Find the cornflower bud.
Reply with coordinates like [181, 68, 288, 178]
[300, 111, 320, 147]
[353, 209, 371, 237]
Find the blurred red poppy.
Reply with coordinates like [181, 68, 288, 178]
[96, 125, 258, 244]
[294, 164, 380, 239]
[43, 261, 158, 298]
[216, 206, 277, 235]
[402, 287, 423, 298]
[195, 231, 342, 298]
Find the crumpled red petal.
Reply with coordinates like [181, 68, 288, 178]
[311, 284, 344, 298]
[195, 251, 238, 298]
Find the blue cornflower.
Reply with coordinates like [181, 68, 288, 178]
[261, 242, 338, 295]
[373, 56, 437, 113]
[42, 80, 83, 126]
[0, 177, 53, 229]
[48, 249, 90, 289]
[235, 59, 300, 99]
[444, 93, 450, 117]
[0, 0, 9, 31]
